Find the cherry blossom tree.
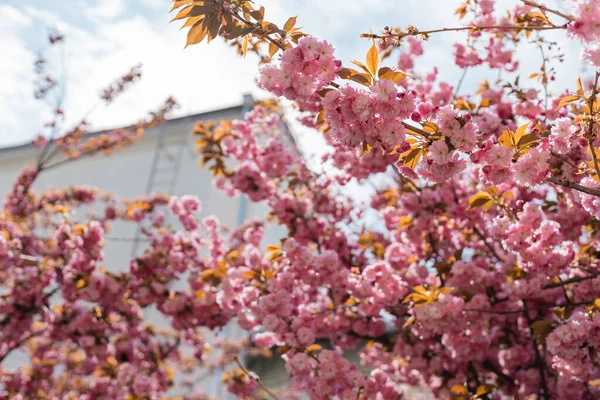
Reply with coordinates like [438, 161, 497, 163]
[170, 0, 600, 399]
[4, 0, 600, 399]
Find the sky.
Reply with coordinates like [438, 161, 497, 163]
[0, 0, 590, 149]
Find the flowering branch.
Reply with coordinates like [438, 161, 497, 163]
[362, 23, 569, 42]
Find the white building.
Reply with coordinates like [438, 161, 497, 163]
[0, 94, 291, 399]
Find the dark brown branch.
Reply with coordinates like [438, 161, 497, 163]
[547, 176, 600, 197]
[482, 360, 517, 388]
[472, 226, 504, 262]
[523, 301, 550, 400]
[0, 328, 47, 363]
[543, 272, 600, 289]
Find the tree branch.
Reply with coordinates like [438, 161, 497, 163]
[587, 70, 600, 180]
[523, 301, 550, 400]
[543, 272, 600, 289]
[363, 24, 568, 41]
[547, 176, 600, 197]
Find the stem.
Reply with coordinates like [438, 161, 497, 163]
[472, 226, 504, 262]
[148, 338, 181, 374]
[587, 70, 600, 180]
[453, 67, 469, 100]
[230, 12, 286, 52]
[550, 151, 580, 169]
[464, 308, 523, 315]
[0, 328, 46, 363]
[519, 0, 574, 21]
[535, 33, 549, 111]
[364, 24, 568, 40]
[233, 357, 280, 400]
[523, 301, 550, 400]
[482, 360, 517, 388]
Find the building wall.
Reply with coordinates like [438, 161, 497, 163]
[0, 99, 287, 399]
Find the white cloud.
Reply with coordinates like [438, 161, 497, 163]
[28, 11, 259, 136]
[84, 0, 126, 19]
[140, 0, 163, 9]
[0, 0, 591, 149]
[0, 5, 43, 146]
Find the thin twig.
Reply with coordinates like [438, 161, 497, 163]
[523, 301, 550, 400]
[472, 226, 504, 262]
[519, 0, 574, 21]
[364, 24, 568, 40]
[453, 67, 469, 100]
[587, 70, 600, 180]
[0, 328, 47, 363]
[482, 360, 517, 387]
[233, 357, 280, 400]
[550, 151, 580, 169]
[535, 33, 549, 111]
[464, 307, 523, 315]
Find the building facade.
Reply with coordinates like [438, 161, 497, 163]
[0, 95, 291, 399]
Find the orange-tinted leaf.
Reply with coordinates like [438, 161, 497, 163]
[531, 319, 554, 342]
[422, 121, 439, 133]
[476, 384, 495, 397]
[380, 68, 407, 84]
[366, 42, 379, 76]
[181, 15, 203, 29]
[402, 146, 422, 169]
[468, 191, 493, 211]
[502, 190, 515, 200]
[451, 385, 469, 394]
[498, 128, 516, 148]
[170, 0, 193, 12]
[185, 21, 207, 47]
[513, 123, 529, 145]
[249, 6, 265, 21]
[268, 251, 283, 262]
[360, 141, 373, 157]
[305, 344, 322, 352]
[351, 60, 371, 75]
[243, 270, 258, 280]
[283, 16, 297, 32]
[378, 66, 392, 78]
[556, 95, 579, 110]
[337, 68, 359, 79]
[517, 132, 539, 148]
[241, 35, 249, 57]
[316, 109, 326, 125]
[170, 4, 193, 22]
[269, 41, 279, 59]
